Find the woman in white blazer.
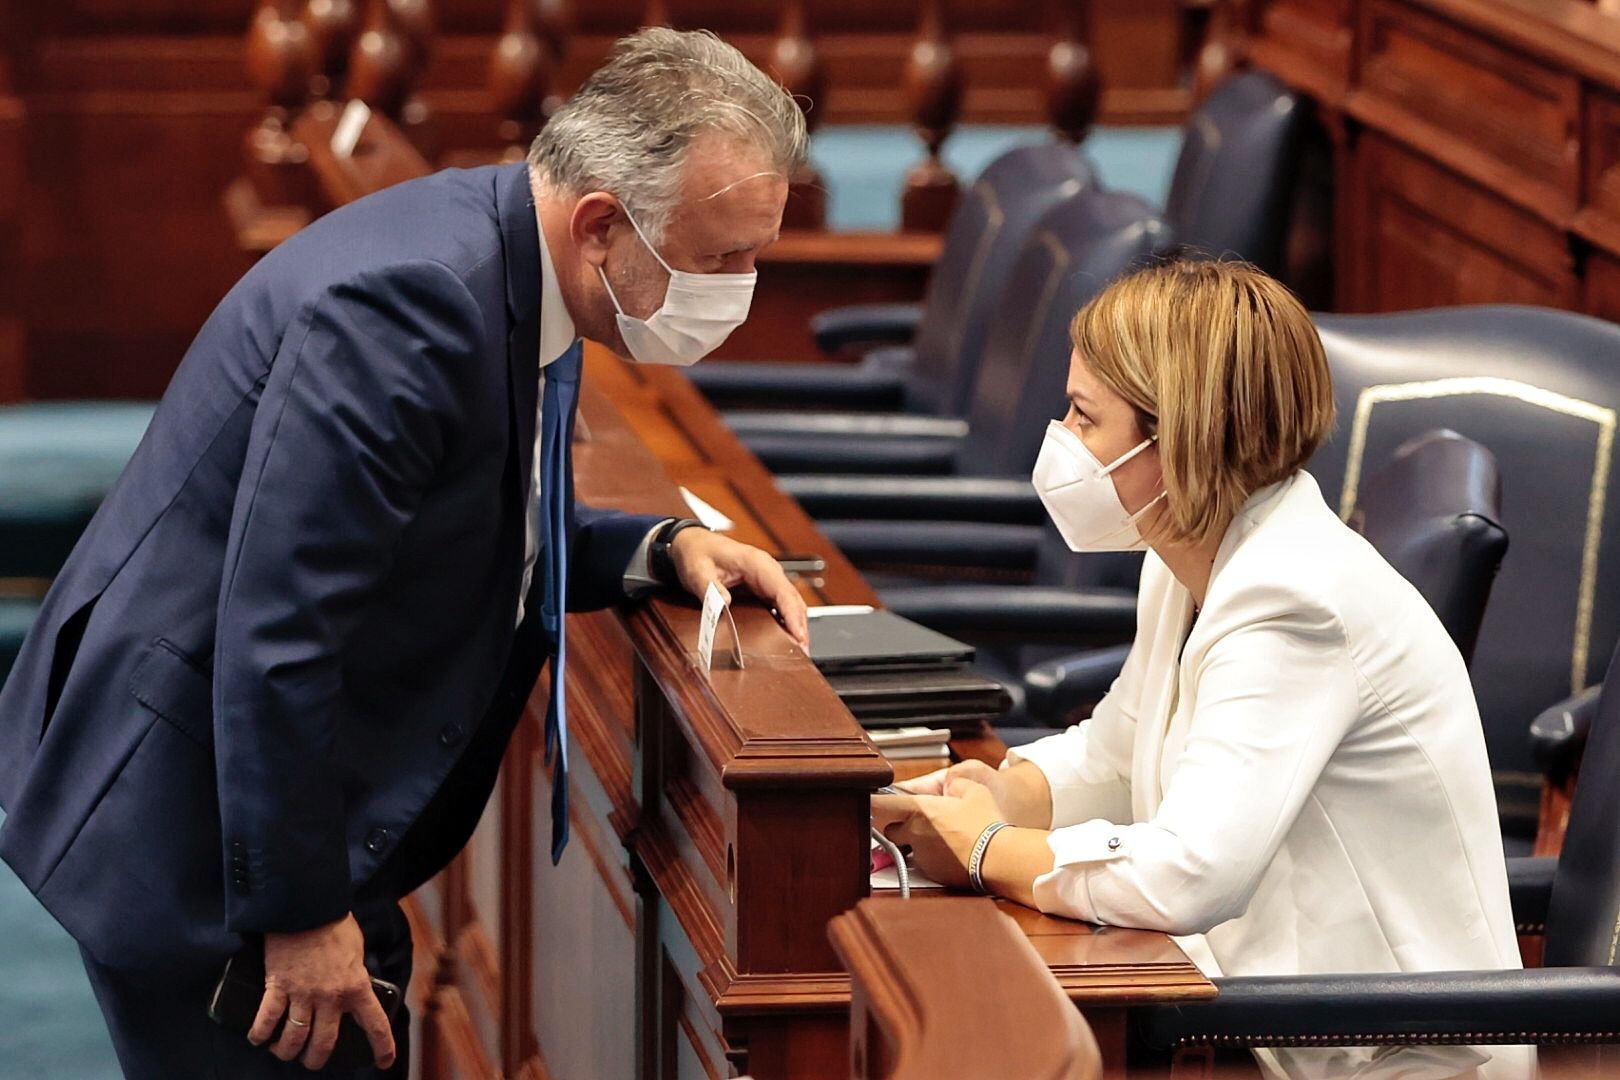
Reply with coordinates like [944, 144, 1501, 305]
[873, 260, 1532, 1080]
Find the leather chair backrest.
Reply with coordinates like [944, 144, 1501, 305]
[1545, 633, 1620, 967]
[956, 187, 1171, 479]
[1348, 429, 1507, 666]
[909, 144, 1097, 416]
[1032, 527, 1144, 593]
[1164, 70, 1304, 278]
[1308, 306, 1620, 835]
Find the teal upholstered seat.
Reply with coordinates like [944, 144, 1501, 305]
[0, 402, 155, 579]
[0, 597, 40, 683]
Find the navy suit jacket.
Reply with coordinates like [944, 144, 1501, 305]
[0, 163, 659, 976]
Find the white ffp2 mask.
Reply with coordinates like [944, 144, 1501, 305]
[1032, 420, 1166, 552]
[597, 205, 756, 367]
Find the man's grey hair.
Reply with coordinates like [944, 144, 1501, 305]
[528, 28, 809, 243]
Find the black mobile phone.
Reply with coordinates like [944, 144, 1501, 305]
[208, 947, 402, 1070]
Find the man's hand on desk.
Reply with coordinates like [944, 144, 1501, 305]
[669, 528, 811, 651]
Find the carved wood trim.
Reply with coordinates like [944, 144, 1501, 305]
[428, 984, 500, 1079]
[830, 897, 1103, 1080]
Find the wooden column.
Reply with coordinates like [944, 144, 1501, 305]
[1189, 0, 1244, 104]
[1048, 0, 1101, 145]
[244, 0, 316, 205]
[302, 0, 360, 102]
[226, 0, 319, 256]
[642, 0, 673, 28]
[348, 0, 435, 154]
[0, 1, 25, 402]
[488, 0, 570, 163]
[771, 0, 827, 230]
[902, 0, 963, 232]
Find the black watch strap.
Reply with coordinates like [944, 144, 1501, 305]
[650, 517, 706, 587]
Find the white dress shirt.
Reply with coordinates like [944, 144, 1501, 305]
[1009, 471, 1534, 1080]
[516, 224, 662, 627]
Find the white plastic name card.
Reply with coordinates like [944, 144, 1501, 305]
[330, 99, 372, 159]
[697, 582, 744, 672]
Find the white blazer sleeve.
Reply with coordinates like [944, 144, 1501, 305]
[1002, 637, 1143, 830]
[1032, 595, 1360, 935]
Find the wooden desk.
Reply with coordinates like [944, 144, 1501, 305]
[401, 343, 1214, 1080]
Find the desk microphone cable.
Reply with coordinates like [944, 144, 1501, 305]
[872, 786, 910, 899]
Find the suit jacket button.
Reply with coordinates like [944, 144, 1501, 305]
[231, 870, 251, 895]
[365, 828, 392, 855]
[439, 721, 465, 747]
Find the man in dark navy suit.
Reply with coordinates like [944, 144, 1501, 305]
[0, 28, 810, 1078]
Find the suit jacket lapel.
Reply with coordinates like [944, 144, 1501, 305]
[497, 162, 543, 525]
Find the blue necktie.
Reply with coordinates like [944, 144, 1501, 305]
[541, 341, 582, 864]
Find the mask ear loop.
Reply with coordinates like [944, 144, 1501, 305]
[616, 202, 677, 277]
[597, 200, 669, 318]
[1097, 433, 1158, 478]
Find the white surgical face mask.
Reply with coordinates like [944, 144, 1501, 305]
[596, 204, 756, 366]
[1032, 419, 1167, 552]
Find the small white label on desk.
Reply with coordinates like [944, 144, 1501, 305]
[698, 582, 723, 671]
[697, 581, 744, 672]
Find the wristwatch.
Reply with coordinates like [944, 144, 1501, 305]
[649, 517, 706, 587]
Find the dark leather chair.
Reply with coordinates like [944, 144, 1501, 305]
[1309, 307, 1620, 844]
[1021, 306, 1620, 848]
[1012, 429, 1507, 734]
[883, 525, 1143, 723]
[716, 70, 1303, 471]
[734, 189, 1168, 549]
[684, 143, 1096, 416]
[1161, 70, 1304, 278]
[1344, 429, 1507, 666]
[1136, 628, 1620, 1067]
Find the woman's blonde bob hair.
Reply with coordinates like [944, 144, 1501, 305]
[1070, 258, 1336, 548]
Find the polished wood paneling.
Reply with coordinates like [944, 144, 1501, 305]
[1234, 0, 1620, 317]
[1351, 132, 1576, 311]
[711, 232, 941, 363]
[1356, 0, 1580, 220]
[0, 89, 22, 403]
[1584, 250, 1620, 324]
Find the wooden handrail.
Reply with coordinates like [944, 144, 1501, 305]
[830, 897, 1102, 1080]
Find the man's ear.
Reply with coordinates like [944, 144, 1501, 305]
[571, 192, 622, 268]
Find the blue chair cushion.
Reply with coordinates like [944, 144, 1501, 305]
[0, 402, 154, 578]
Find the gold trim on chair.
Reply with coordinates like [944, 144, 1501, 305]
[1014, 231, 1075, 366]
[1339, 377, 1616, 693]
[952, 182, 1005, 320]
